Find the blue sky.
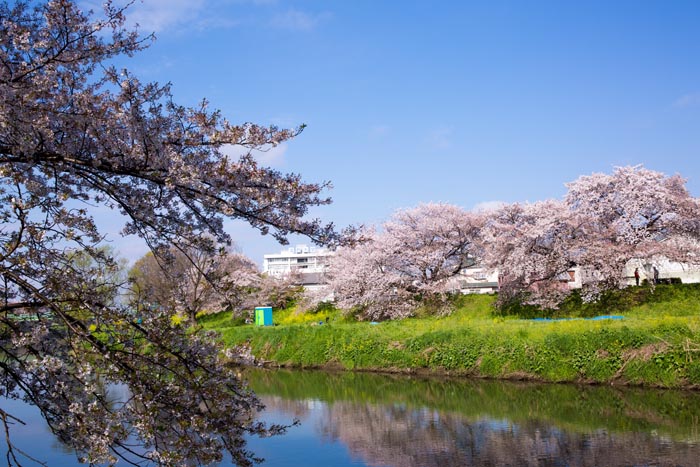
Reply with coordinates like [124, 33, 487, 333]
[85, 0, 700, 265]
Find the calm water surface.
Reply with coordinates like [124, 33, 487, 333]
[3, 369, 700, 466]
[244, 369, 700, 467]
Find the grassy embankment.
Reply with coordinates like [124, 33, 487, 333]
[201, 283, 700, 388]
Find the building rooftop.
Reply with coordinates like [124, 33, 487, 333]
[264, 244, 331, 257]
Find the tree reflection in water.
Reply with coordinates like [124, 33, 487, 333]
[249, 369, 700, 467]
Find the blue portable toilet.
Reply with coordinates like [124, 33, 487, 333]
[254, 307, 273, 326]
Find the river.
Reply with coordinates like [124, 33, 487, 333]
[3, 369, 700, 466]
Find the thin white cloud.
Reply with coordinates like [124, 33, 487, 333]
[80, 0, 236, 34]
[427, 126, 453, 150]
[252, 143, 288, 167]
[221, 143, 288, 167]
[369, 125, 390, 137]
[82, 1, 331, 35]
[133, 0, 205, 33]
[673, 92, 700, 108]
[270, 9, 331, 31]
[192, 16, 241, 31]
[269, 115, 303, 128]
[221, 144, 249, 159]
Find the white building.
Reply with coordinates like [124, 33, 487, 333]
[262, 244, 333, 285]
[453, 260, 699, 295]
[451, 266, 501, 294]
[624, 258, 700, 286]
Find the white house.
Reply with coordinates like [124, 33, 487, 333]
[449, 265, 579, 294]
[553, 260, 700, 289]
[451, 266, 501, 294]
[262, 244, 333, 286]
[454, 259, 699, 295]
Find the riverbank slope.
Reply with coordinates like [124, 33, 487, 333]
[203, 284, 700, 389]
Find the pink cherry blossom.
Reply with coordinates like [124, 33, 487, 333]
[484, 166, 700, 307]
[1, 1, 330, 464]
[328, 204, 484, 320]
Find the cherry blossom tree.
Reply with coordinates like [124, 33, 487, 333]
[564, 166, 700, 276]
[484, 166, 700, 307]
[0, 1, 337, 465]
[482, 199, 581, 307]
[328, 204, 484, 320]
[215, 251, 265, 314]
[327, 227, 413, 320]
[384, 203, 484, 293]
[562, 166, 700, 296]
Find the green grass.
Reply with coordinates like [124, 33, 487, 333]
[203, 284, 700, 388]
